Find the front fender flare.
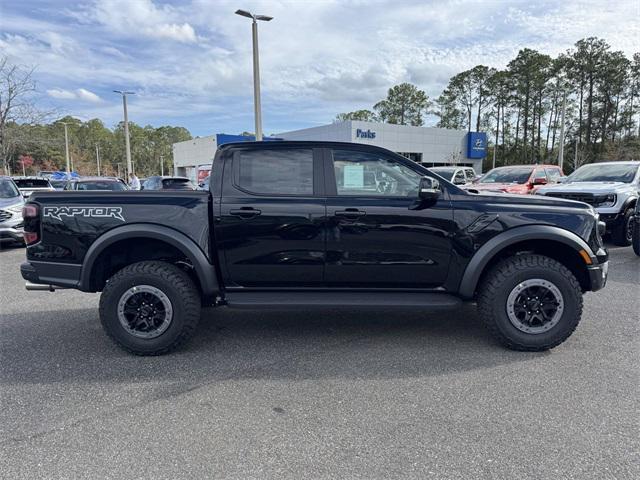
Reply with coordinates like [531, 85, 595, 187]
[457, 225, 595, 299]
[80, 223, 219, 296]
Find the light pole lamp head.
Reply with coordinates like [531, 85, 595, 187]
[235, 9, 273, 21]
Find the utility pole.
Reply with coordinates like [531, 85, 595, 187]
[113, 90, 135, 177]
[95, 144, 101, 176]
[235, 9, 273, 141]
[558, 89, 567, 171]
[117, 163, 121, 179]
[574, 138, 578, 169]
[160, 155, 164, 176]
[62, 122, 71, 175]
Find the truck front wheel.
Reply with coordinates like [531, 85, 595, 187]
[99, 261, 201, 355]
[477, 254, 583, 351]
[611, 208, 633, 246]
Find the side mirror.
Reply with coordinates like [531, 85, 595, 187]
[532, 178, 548, 186]
[419, 176, 441, 202]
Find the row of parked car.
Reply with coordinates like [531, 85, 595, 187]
[9, 175, 198, 195]
[432, 161, 640, 247]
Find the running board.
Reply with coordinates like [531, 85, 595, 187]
[224, 291, 462, 311]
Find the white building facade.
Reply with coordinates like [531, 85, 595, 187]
[277, 121, 484, 172]
[172, 121, 485, 181]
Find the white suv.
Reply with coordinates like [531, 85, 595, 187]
[536, 161, 640, 246]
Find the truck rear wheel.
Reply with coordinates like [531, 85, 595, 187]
[477, 254, 583, 351]
[611, 208, 633, 246]
[99, 261, 201, 355]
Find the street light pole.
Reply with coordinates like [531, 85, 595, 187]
[62, 122, 71, 175]
[114, 90, 135, 176]
[235, 9, 273, 141]
[95, 144, 101, 176]
[160, 155, 164, 176]
[558, 89, 567, 171]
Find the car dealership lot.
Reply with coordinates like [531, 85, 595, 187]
[0, 245, 638, 479]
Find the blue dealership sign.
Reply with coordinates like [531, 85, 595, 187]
[216, 134, 282, 146]
[467, 132, 487, 159]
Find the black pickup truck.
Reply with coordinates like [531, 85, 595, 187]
[21, 141, 609, 355]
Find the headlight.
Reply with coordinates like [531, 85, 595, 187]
[6, 204, 24, 214]
[597, 194, 616, 207]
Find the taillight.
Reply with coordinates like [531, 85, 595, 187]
[23, 204, 38, 218]
[22, 204, 40, 245]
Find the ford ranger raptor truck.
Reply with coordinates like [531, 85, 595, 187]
[21, 141, 609, 355]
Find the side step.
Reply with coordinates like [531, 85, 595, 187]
[224, 291, 462, 311]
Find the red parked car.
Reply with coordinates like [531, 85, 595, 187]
[469, 164, 564, 195]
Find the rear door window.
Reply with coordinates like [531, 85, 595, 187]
[235, 149, 313, 195]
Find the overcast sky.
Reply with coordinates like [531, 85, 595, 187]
[1, 0, 638, 136]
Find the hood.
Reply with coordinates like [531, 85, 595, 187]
[466, 190, 595, 211]
[0, 196, 24, 209]
[467, 182, 529, 193]
[536, 181, 632, 194]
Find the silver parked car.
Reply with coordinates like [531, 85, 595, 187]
[0, 176, 25, 245]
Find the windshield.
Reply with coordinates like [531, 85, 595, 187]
[76, 181, 128, 191]
[430, 168, 456, 179]
[567, 163, 639, 183]
[14, 179, 51, 188]
[0, 179, 21, 198]
[479, 167, 533, 184]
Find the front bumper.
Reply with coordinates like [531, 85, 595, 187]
[587, 260, 608, 292]
[599, 212, 624, 230]
[0, 223, 24, 243]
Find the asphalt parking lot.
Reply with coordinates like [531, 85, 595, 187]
[0, 244, 638, 479]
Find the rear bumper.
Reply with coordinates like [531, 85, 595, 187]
[20, 261, 81, 289]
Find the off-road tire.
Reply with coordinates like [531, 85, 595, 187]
[611, 208, 633, 246]
[99, 261, 201, 355]
[477, 254, 583, 351]
[633, 215, 640, 256]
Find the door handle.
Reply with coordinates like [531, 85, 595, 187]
[229, 207, 261, 218]
[335, 209, 366, 218]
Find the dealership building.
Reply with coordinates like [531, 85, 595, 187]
[172, 121, 486, 181]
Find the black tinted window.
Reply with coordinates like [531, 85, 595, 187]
[14, 179, 50, 188]
[162, 178, 193, 190]
[76, 181, 127, 191]
[237, 149, 313, 195]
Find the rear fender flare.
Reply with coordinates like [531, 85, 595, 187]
[80, 223, 219, 296]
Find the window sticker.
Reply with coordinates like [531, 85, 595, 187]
[343, 165, 364, 188]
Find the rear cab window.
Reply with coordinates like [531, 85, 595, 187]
[234, 149, 314, 196]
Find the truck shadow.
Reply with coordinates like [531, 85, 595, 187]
[0, 304, 543, 387]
